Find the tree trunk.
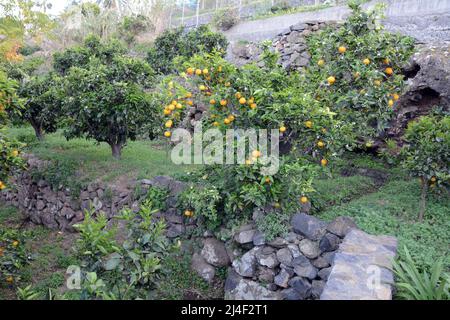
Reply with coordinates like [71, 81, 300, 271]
[31, 123, 44, 141]
[418, 176, 428, 222]
[110, 143, 123, 160]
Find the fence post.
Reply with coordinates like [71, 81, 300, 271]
[196, 0, 201, 27]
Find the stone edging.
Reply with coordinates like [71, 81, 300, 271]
[192, 213, 397, 300]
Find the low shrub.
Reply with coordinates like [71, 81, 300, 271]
[147, 25, 228, 75]
[29, 159, 87, 196]
[177, 185, 222, 230]
[74, 201, 176, 299]
[119, 14, 154, 45]
[255, 211, 289, 241]
[212, 8, 239, 31]
[0, 70, 25, 189]
[0, 227, 30, 286]
[144, 186, 169, 211]
[270, 1, 292, 13]
[401, 113, 450, 220]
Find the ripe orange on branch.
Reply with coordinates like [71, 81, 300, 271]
[327, 76, 336, 85]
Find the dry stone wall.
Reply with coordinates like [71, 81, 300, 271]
[191, 210, 398, 300]
[0, 154, 118, 231]
[0, 155, 195, 235]
[229, 20, 339, 71]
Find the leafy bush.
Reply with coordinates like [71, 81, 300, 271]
[212, 8, 239, 31]
[143, 186, 169, 211]
[58, 35, 157, 159]
[74, 201, 176, 299]
[29, 159, 87, 196]
[270, 1, 292, 13]
[0, 227, 30, 286]
[53, 35, 126, 75]
[401, 114, 450, 220]
[304, 2, 415, 144]
[393, 246, 449, 300]
[2, 56, 44, 82]
[147, 25, 228, 75]
[119, 14, 154, 45]
[18, 45, 41, 56]
[177, 185, 222, 230]
[255, 211, 289, 241]
[0, 70, 24, 189]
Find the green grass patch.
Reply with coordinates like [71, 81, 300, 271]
[250, 4, 332, 21]
[318, 178, 450, 272]
[8, 126, 196, 184]
[156, 252, 223, 300]
[0, 205, 21, 224]
[312, 175, 376, 212]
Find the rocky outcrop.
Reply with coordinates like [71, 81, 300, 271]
[320, 229, 397, 300]
[387, 44, 450, 142]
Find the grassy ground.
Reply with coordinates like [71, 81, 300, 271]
[0, 204, 77, 300]
[249, 3, 332, 21]
[7, 126, 197, 184]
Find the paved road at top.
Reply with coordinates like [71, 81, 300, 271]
[224, 0, 450, 44]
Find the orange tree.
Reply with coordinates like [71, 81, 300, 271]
[0, 70, 24, 191]
[304, 2, 415, 146]
[159, 48, 351, 229]
[401, 113, 450, 221]
[56, 36, 158, 159]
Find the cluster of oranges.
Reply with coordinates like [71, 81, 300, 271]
[321, 46, 396, 93]
[243, 149, 263, 166]
[303, 120, 329, 168]
[162, 93, 194, 138]
[210, 92, 259, 127]
[387, 92, 400, 107]
[163, 66, 226, 138]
